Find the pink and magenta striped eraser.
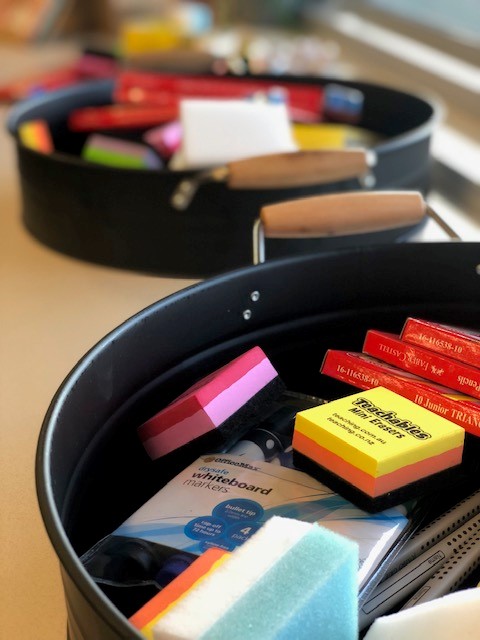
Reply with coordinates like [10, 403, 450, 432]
[137, 346, 284, 463]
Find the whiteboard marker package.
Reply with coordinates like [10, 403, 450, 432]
[82, 454, 415, 601]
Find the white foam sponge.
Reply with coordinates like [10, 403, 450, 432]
[177, 99, 297, 169]
[364, 589, 480, 640]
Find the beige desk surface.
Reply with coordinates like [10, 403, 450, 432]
[0, 44, 197, 640]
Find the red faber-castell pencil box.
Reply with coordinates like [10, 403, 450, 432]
[7, 73, 438, 277]
[362, 330, 480, 400]
[401, 318, 480, 369]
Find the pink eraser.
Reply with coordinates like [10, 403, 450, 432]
[143, 121, 182, 159]
[137, 346, 284, 461]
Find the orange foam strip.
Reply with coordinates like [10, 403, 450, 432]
[293, 430, 463, 497]
[129, 547, 228, 632]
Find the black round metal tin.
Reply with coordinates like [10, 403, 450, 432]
[8, 76, 438, 277]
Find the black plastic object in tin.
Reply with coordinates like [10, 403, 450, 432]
[8, 76, 438, 277]
[36, 242, 480, 639]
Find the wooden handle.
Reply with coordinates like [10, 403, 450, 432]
[226, 149, 373, 189]
[260, 191, 426, 238]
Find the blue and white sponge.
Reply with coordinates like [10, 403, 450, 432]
[152, 516, 358, 640]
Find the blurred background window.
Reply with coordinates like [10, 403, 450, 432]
[364, 0, 480, 45]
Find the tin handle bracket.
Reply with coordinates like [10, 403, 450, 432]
[171, 149, 376, 211]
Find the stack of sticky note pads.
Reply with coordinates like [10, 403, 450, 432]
[293, 387, 465, 512]
[130, 516, 358, 639]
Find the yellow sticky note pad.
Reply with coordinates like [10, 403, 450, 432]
[292, 123, 383, 150]
[293, 123, 347, 149]
[294, 387, 464, 478]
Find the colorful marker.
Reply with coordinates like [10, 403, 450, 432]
[18, 119, 54, 154]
